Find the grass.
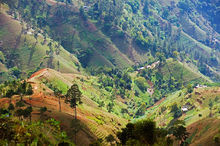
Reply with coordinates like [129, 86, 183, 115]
[0, 10, 80, 81]
[186, 128, 198, 144]
[160, 59, 208, 84]
[87, 116, 105, 125]
[198, 124, 210, 138]
[144, 85, 220, 127]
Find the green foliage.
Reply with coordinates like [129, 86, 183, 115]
[15, 101, 25, 107]
[65, 84, 82, 109]
[170, 103, 182, 119]
[8, 103, 14, 111]
[127, 0, 140, 13]
[97, 68, 132, 97]
[135, 32, 151, 50]
[9, 67, 21, 79]
[0, 51, 5, 63]
[0, 116, 71, 145]
[135, 77, 148, 92]
[105, 134, 115, 144]
[107, 102, 114, 113]
[117, 119, 171, 145]
[0, 80, 33, 100]
[40, 107, 47, 114]
[168, 120, 189, 145]
[187, 84, 193, 93]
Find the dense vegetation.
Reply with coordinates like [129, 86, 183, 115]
[0, 0, 219, 145]
[0, 115, 72, 145]
[116, 119, 189, 146]
[0, 80, 33, 100]
[0, 0, 219, 81]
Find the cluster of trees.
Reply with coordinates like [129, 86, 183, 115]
[170, 103, 182, 119]
[0, 116, 71, 145]
[96, 67, 132, 98]
[134, 77, 149, 92]
[0, 79, 34, 123]
[116, 119, 189, 146]
[196, 0, 220, 33]
[0, 80, 33, 101]
[139, 63, 180, 101]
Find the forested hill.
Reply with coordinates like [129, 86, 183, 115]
[0, 1, 220, 145]
[0, 0, 219, 81]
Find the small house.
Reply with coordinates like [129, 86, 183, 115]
[181, 106, 188, 112]
[137, 67, 145, 71]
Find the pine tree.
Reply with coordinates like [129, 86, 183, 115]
[65, 84, 82, 143]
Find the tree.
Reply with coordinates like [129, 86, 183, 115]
[40, 106, 47, 119]
[9, 67, 21, 79]
[6, 89, 14, 103]
[170, 103, 182, 119]
[65, 84, 82, 143]
[8, 103, 15, 111]
[26, 84, 33, 96]
[117, 123, 135, 145]
[169, 120, 189, 146]
[173, 51, 179, 61]
[54, 87, 62, 112]
[105, 134, 115, 145]
[107, 102, 114, 113]
[134, 119, 156, 145]
[187, 84, 193, 93]
[15, 109, 24, 120]
[65, 84, 82, 119]
[117, 119, 163, 145]
[18, 81, 27, 101]
[23, 106, 32, 122]
[156, 52, 166, 63]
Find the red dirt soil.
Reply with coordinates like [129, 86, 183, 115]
[29, 68, 48, 79]
[0, 69, 126, 145]
[187, 118, 220, 146]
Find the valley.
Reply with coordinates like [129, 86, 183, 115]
[0, 0, 219, 145]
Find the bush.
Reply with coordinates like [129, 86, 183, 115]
[8, 103, 15, 111]
[187, 84, 193, 93]
[117, 119, 170, 145]
[16, 101, 25, 107]
[40, 107, 47, 114]
[135, 77, 148, 92]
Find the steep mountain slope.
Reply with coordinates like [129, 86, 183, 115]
[0, 0, 219, 145]
[187, 118, 220, 146]
[28, 68, 128, 144]
[144, 86, 220, 126]
[1, 0, 219, 81]
[0, 5, 81, 82]
[0, 68, 127, 145]
[142, 86, 220, 145]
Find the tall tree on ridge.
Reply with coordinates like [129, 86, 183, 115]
[65, 84, 82, 143]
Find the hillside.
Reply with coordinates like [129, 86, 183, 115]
[27, 68, 128, 145]
[0, 0, 219, 81]
[0, 5, 81, 82]
[0, 0, 220, 145]
[143, 86, 220, 145]
[0, 68, 128, 145]
[187, 118, 220, 146]
[144, 86, 220, 126]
